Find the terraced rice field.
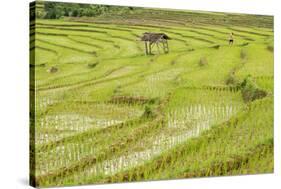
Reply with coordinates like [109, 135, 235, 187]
[30, 7, 274, 187]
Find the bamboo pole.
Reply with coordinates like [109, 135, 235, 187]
[144, 41, 148, 55]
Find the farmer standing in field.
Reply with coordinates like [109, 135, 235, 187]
[229, 32, 234, 45]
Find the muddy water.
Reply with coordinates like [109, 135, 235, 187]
[35, 101, 143, 145]
[35, 103, 143, 175]
[35, 114, 123, 145]
[35, 90, 243, 181]
[36, 96, 58, 110]
[61, 103, 242, 182]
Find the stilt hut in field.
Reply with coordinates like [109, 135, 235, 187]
[140, 32, 171, 55]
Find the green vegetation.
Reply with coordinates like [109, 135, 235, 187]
[30, 1, 274, 187]
[33, 0, 137, 19]
[240, 75, 268, 102]
[199, 57, 208, 67]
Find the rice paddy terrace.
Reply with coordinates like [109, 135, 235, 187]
[30, 9, 274, 187]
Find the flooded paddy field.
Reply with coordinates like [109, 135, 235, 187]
[30, 2, 273, 187]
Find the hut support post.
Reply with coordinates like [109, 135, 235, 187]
[149, 42, 152, 55]
[165, 40, 169, 53]
[156, 42, 160, 54]
[161, 41, 168, 54]
[144, 41, 148, 55]
[162, 40, 169, 53]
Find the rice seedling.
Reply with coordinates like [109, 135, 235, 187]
[30, 2, 273, 187]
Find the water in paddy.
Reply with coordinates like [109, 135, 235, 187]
[49, 90, 243, 183]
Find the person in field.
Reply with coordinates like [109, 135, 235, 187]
[229, 32, 234, 45]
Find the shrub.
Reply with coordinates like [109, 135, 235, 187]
[38, 63, 46, 67]
[267, 45, 274, 52]
[240, 42, 249, 47]
[240, 49, 247, 59]
[240, 76, 267, 102]
[87, 62, 99, 68]
[148, 97, 160, 105]
[48, 67, 58, 73]
[225, 73, 238, 85]
[199, 57, 208, 67]
[211, 45, 220, 49]
[113, 85, 122, 94]
[142, 105, 156, 118]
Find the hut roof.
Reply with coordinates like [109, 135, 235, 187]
[140, 32, 171, 42]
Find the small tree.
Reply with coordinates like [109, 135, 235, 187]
[72, 9, 79, 17]
[199, 57, 208, 67]
[240, 75, 267, 102]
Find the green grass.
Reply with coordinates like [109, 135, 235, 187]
[31, 7, 273, 188]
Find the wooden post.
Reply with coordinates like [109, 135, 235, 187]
[163, 40, 169, 53]
[144, 41, 148, 55]
[165, 40, 169, 53]
[161, 41, 167, 53]
[156, 42, 160, 54]
[149, 42, 152, 55]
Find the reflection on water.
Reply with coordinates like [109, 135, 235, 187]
[64, 103, 242, 182]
